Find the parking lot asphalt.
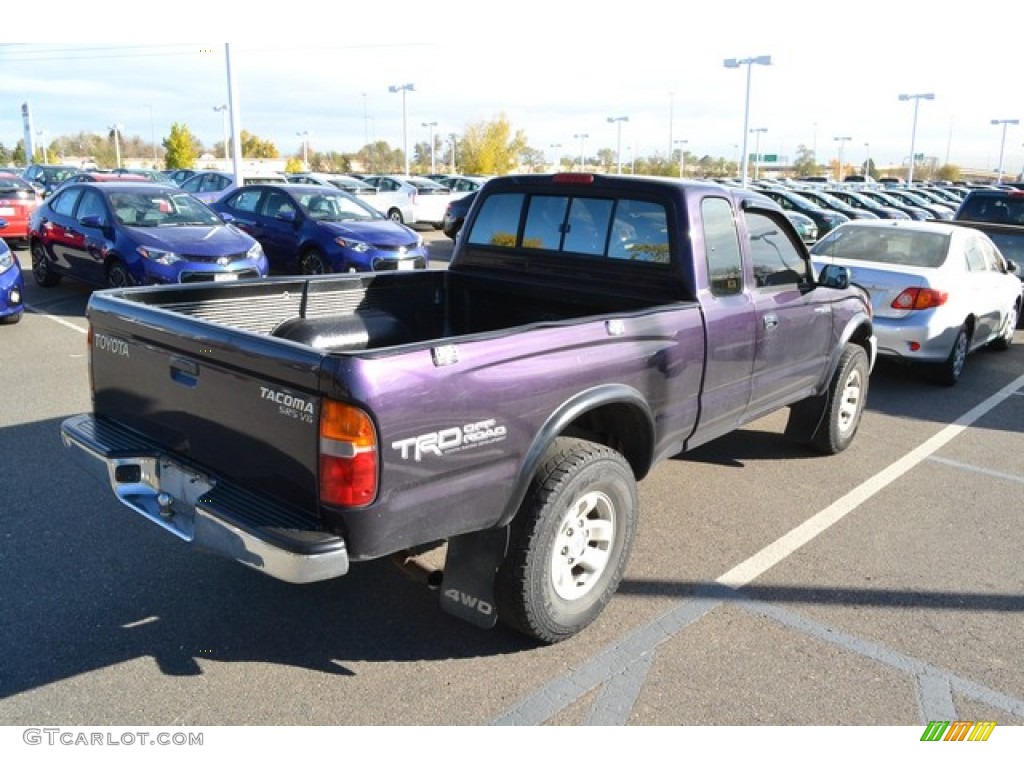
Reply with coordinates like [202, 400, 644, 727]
[1, 238, 1022, 735]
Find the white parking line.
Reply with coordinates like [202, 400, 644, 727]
[24, 303, 87, 335]
[717, 370, 1024, 589]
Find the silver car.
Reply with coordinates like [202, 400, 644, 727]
[811, 220, 1021, 385]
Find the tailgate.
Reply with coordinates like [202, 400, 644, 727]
[86, 291, 326, 515]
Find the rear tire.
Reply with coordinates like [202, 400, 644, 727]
[387, 208, 404, 223]
[495, 438, 637, 644]
[31, 240, 61, 287]
[933, 325, 969, 386]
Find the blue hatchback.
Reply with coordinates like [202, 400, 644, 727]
[0, 219, 25, 324]
[211, 183, 428, 274]
[28, 182, 267, 289]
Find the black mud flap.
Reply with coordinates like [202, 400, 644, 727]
[439, 526, 509, 629]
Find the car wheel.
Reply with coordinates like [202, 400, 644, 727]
[989, 303, 1018, 351]
[807, 344, 869, 455]
[495, 437, 637, 644]
[31, 240, 61, 287]
[299, 249, 330, 275]
[106, 260, 135, 289]
[932, 325, 969, 386]
[0, 311, 22, 325]
[387, 208, 404, 224]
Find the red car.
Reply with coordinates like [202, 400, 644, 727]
[0, 173, 42, 243]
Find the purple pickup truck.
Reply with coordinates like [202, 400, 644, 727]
[62, 174, 876, 643]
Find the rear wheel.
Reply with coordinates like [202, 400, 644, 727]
[495, 438, 637, 644]
[933, 325, 969, 386]
[387, 208, 404, 223]
[30, 240, 61, 287]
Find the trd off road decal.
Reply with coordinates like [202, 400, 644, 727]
[392, 419, 507, 461]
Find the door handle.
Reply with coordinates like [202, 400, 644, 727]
[763, 313, 779, 329]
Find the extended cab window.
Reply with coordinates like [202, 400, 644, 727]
[746, 211, 807, 288]
[701, 197, 743, 295]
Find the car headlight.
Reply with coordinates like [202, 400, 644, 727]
[0, 248, 14, 274]
[137, 246, 182, 265]
[334, 237, 370, 253]
[246, 242, 264, 261]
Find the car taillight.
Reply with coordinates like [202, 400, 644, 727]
[891, 287, 948, 310]
[553, 173, 595, 184]
[319, 399, 377, 507]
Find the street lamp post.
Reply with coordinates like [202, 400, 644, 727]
[213, 105, 229, 160]
[674, 139, 688, 178]
[388, 83, 415, 176]
[108, 124, 122, 168]
[296, 131, 310, 169]
[607, 116, 628, 174]
[574, 133, 589, 171]
[422, 121, 437, 175]
[834, 136, 851, 181]
[449, 133, 457, 173]
[36, 130, 47, 163]
[864, 142, 871, 178]
[549, 143, 562, 172]
[750, 127, 767, 180]
[724, 55, 772, 188]
[990, 119, 1019, 183]
[899, 92, 935, 185]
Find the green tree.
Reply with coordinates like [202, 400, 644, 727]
[457, 114, 528, 175]
[240, 131, 279, 159]
[163, 123, 198, 170]
[791, 144, 820, 178]
[596, 148, 616, 173]
[354, 141, 401, 174]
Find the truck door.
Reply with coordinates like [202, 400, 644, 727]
[744, 209, 831, 414]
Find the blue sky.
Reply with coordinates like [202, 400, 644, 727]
[3, 1, 1022, 174]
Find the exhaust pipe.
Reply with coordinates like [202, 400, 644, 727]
[391, 551, 444, 590]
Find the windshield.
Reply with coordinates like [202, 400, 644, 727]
[812, 226, 950, 268]
[108, 191, 223, 227]
[298, 191, 382, 222]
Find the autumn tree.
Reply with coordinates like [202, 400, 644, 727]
[240, 131, 279, 159]
[354, 141, 402, 174]
[163, 123, 199, 170]
[457, 114, 528, 175]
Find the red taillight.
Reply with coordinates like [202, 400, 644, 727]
[553, 173, 595, 184]
[319, 400, 377, 507]
[891, 287, 948, 310]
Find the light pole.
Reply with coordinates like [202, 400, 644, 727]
[990, 119, 1019, 183]
[144, 103, 157, 164]
[36, 129, 47, 163]
[899, 92, 935, 185]
[213, 104, 229, 160]
[549, 143, 562, 172]
[422, 121, 437, 175]
[750, 127, 767, 180]
[864, 142, 871, 178]
[724, 55, 772, 187]
[388, 83, 415, 176]
[834, 136, 851, 181]
[449, 133, 457, 173]
[296, 130, 310, 169]
[108, 124, 122, 168]
[607, 116, 628, 174]
[574, 133, 589, 171]
[674, 139, 688, 178]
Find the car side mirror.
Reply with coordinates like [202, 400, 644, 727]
[1006, 259, 1019, 274]
[277, 210, 296, 223]
[79, 214, 106, 229]
[818, 264, 851, 290]
[219, 212, 236, 224]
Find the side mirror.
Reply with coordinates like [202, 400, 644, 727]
[818, 264, 851, 290]
[0, 218, 7, 230]
[1006, 259, 1019, 274]
[277, 209, 296, 223]
[79, 214, 105, 229]
[219, 212, 236, 224]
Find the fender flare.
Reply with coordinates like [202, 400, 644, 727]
[497, 383, 655, 528]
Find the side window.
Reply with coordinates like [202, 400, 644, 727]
[180, 175, 201, 192]
[747, 211, 807, 288]
[701, 197, 743, 295]
[964, 239, 987, 272]
[467, 192, 525, 248]
[262, 191, 297, 219]
[75, 189, 108, 226]
[228, 189, 262, 214]
[50, 188, 82, 217]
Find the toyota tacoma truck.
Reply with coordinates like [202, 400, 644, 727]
[62, 174, 875, 644]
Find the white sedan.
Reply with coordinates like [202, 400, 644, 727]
[811, 219, 1021, 385]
